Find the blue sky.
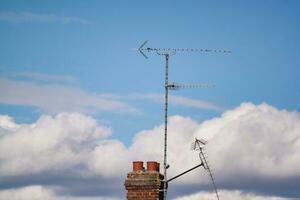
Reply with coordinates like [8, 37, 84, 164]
[0, 1, 300, 200]
[1, 0, 300, 142]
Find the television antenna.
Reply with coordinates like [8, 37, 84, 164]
[191, 138, 220, 200]
[165, 138, 220, 200]
[136, 40, 230, 200]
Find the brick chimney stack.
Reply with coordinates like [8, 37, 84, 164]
[124, 161, 164, 200]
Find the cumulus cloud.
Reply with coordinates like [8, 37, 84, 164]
[0, 185, 120, 200]
[0, 115, 19, 129]
[0, 113, 111, 175]
[0, 78, 139, 114]
[0, 11, 90, 24]
[87, 102, 300, 192]
[203, 103, 300, 179]
[0, 103, 299, 198]
[88, 139, 129, 177]
[0, 185, 56, 200]
[174, 190, 291, 200]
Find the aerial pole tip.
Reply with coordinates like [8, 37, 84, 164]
[139, 40, 148, 49]
[138, 40, 149, 59]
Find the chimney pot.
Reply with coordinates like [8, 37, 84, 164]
[147, 161, 159, 172]
[132, 161, 143, 172]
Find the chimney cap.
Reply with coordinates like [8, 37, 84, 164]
[147, 161, 160, 172]
[132, 161, 143, 172]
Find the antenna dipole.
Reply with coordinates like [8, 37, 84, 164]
[192, 138, 220, 200]
[136, 40, 230, 200]
[168, 82, 215, 90]
[137, 40, 231, 59]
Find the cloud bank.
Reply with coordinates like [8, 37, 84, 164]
[131, 93, 222, 111]
[0, 185, 119, 200]
[0, 102, 299, 199]
[174, 190, 292, 200]
[0, 78, 139, 114]
[0, 187, 293, 200]
[13, 72, 77, 84]
[0, 112, 111, 176]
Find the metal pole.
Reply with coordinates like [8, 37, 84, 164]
[163, 53, 169, 200]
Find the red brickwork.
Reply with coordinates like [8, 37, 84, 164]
[124, 168, 164, 200]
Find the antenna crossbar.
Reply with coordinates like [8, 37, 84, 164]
[137, 40, 231, 59]
[167, 83, 215, 90]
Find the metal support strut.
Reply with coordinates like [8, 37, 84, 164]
[167, 163, 203, 183]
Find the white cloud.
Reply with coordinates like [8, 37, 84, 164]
[0, 186, 292, 200]
[0, 185, 120, 200]
[170, 95, 222, 111]
[54, 103, 300, 184]
[88, 102, 300, 184]
[0, 115, 19, 129]
[13, 72, 77, 84]
[88, 139, 129, 177]
[0, 78, 139, 114]
[0, 185, 55, 200]
[1, 102, 300, 180]
[174, 190, 291, 200]
[202, 102, 300, 179]
[0, 113, 111, 175]
[0, 103, 300, 198]
[126, 93, 222, 111]
[0, 11, 90, 24]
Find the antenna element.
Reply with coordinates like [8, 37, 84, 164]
[192, 138, 220, 200]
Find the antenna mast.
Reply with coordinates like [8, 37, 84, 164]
[136, 40, 230, 200]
